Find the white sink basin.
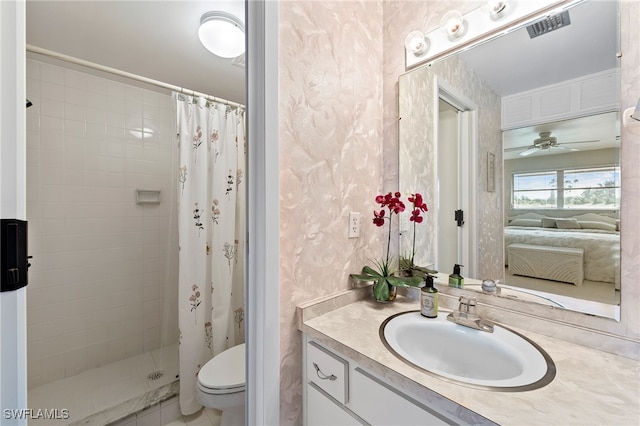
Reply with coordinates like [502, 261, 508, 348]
[380, 311, 555, 391]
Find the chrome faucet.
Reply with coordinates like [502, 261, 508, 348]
[447, 296, 494, 333]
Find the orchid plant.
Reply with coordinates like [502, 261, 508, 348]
[406, 192, 428, 266]
[399, 193, 435, 278]
[350, 192, 423, 301]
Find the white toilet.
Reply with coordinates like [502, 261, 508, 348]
[197, 343, 246, 426]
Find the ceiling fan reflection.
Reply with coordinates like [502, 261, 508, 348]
[507, 132, 600, 157]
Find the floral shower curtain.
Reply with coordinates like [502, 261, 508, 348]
[176, 94, 246, 415]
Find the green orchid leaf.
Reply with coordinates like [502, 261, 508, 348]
[350, 273, 375, 282]
[387, 276, 423, 288]
[412, 265, 438, 275]
[373, 279, 389, 301]
[361, 265, 383, 277]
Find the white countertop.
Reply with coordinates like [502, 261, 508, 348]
[299, 292, 640, 425]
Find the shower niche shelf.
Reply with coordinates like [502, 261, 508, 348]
[136, 189, 161, 205]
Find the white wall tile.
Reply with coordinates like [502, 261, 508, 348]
[26, 60, 178, 387]
[26, 59, 40, 79]
[65, 103, 86, 121]
[65, 347, 88, 376]
[143, 327, 161, 352]
[40, 98, 65, 119]
[64, 69, 86, 90]
[86, 341, 109, 369]
[41, 353, 66, 383]
[65, 86, 85, 106]
[40, 63, 64, 84]
[41, 82, 64, 101]
[64, 119, 86, 137]
[86, 75, 108, 94]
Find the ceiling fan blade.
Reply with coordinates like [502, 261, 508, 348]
[520, 147, 539, 157]
[560, 139, 600, 145]
[505, 144, 534, 152]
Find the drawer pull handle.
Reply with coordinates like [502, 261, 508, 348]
[313, 362, 337, 381]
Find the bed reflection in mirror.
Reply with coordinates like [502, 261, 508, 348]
[503, 113, 620, 318]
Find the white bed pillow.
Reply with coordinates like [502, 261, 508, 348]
[542, 218, 557, 228]
[573, 213, 618, 225]
[509, 219, 542, 227]
[578, 220, 617, 231]
[556, 218, 580, 229]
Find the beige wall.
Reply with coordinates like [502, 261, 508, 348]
[278, 0, 640, 424]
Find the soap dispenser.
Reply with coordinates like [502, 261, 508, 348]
[420, 274, 438, 318]
[448, 264, 464, 288]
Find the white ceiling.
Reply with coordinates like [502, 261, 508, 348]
[456, 0, 620, 160]
[458, 0, 618, 97]
[26, 1, 246, 105]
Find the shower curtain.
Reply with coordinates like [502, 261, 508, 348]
[176, 94, 246, 415]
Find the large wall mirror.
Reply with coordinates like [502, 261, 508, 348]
[399, 0, 621, 321]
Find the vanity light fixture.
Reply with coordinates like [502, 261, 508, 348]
[404, 30, 429, 56]
[630, 98, 640, 122]
[440, 10, 465, 39]
[485, 0, 509, 20]
[622, 98, 640, 130]
[198, 11, 245, 58]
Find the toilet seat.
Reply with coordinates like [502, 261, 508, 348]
[198, 343, 245, 394]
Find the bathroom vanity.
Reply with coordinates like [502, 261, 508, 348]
[304, 336, 493, 425]
[298, 289, 640, 425]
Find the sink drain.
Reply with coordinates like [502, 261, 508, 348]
[147, 370, 164, 380]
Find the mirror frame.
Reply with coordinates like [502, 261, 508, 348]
[398, 0, 639, 348]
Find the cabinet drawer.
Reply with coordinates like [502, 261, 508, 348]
[306, 341, 349, 404]
[307, 384, 363, 426]
[349, 367, 452, 425]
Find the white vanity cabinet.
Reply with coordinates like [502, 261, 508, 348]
[303, 335, 477, 426]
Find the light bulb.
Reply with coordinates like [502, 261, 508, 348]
[441, 10, 464, 38]
[404, 31, 429, 56]
[486, 0, 508, 19]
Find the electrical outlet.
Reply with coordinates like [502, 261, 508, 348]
[348, 212, 360, 238]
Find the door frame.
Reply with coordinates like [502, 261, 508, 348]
[435, 77, 479, 277]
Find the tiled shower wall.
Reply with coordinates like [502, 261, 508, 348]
[25, 59, 178, 389]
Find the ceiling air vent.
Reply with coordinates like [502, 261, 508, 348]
[526, 11, 571, 39]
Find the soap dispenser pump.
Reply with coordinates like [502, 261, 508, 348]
[420, 274, 438, 318]
[448, 264, 464, 288]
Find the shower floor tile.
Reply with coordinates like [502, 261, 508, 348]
[28, 344, 179, 425]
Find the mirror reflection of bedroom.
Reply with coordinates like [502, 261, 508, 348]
[503, 113, 620, 317]
[458, 0, 621, 318]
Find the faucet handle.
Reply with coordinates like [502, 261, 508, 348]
[457, 296, 477, 314]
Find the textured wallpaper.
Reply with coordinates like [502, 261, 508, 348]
[278, 2, 384, 424]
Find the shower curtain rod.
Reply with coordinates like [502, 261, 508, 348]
[26, 44, 245, 110]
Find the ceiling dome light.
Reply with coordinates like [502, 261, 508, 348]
[198, 11, 245, 58]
